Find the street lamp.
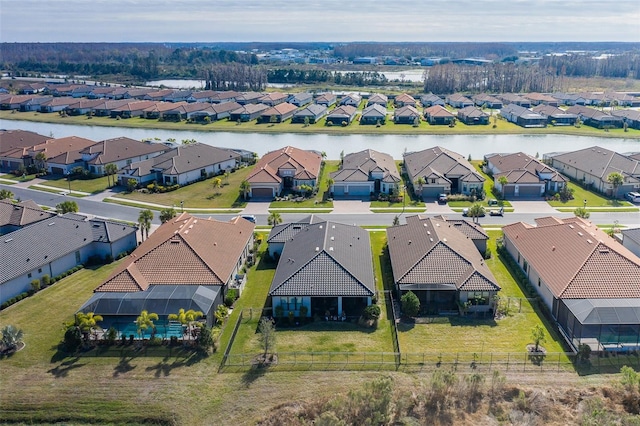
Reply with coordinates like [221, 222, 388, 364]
[401, 185, 406, 215]
[180, 200, 184, 212]
[583, 199, 587, 209]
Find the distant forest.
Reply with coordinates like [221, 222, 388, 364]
[1, 42, 639, 94]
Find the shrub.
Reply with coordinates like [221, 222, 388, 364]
[41, 274, 50, 286]
[299, 305, 308, 319]
[105, 327, 118, 344]
[401, 291, 420, 317]
[30, 279, 41, 293]
[224, 289, 238, 307]
[362, 304, 381, 320]
[62, 327, 82, 353]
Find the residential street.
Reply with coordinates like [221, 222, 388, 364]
[3, 183, 639, 228]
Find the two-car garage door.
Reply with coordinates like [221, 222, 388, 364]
[333, 185, 370, 197]
[251, 188, 274, 199]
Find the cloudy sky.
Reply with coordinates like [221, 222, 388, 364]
[1, 0, 639, 43]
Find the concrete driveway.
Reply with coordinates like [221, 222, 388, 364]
[508, 200, 557, 214]
[332, 200, 372, 214]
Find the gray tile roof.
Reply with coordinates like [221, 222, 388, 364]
[386, 216, 499, 292]
[548, 146, 640, 181]
[0, 199, 55, 229]
[267, 215, 324, 244]
[1, 214, 137, 284]
[146, 143, 239, 175]
[404, 146, 485, 184]
[269, 221, 375, 297]
[622, 228, 640, 246]
[330, 149, 400, 184]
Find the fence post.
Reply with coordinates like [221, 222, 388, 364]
[523, 353, 527, 371]
[519, 298, 522, 313]
[507, 353, 510, 371]
[490, 353, 493, 371]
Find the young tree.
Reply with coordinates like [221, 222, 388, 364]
[34, 151, 47, 172]
[56, 200, 79, 214]
[258, 317, 276, 361]
[68, 312, 104, 342]
[414, 176, 426, 196]
[159, 207, 176, 223]
[497, 176, 509, 194]
[392, 215, 400, 226]
[135, 310, 159, 339]
[138, 209, 153, 241]
[212, 177, 222, 194]
[239, 180, 250, 200]
[126, 178, 138, 192]
[268, 211, 282, 226]
[607, 171, 624, 199]
[0, 189, 13, 200]
[223, 170, 230, 185]
[401, 291, 420, 317]
[531, 324, 546, 352]
[168, 308, 204, 328]
[573, 206, 590, 219]
[1, 325, 24, 352]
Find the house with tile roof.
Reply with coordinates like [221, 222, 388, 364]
[423, 105, 455, 125]
[394, 105, 421, 124]
[246, 146, 322, 199]
[498, 93, 531, 108]
[235, 92, 264, 105]
[109, 100, 158, 118]
[419, 93, 445, 107]
[259, 102, 298, 123]
[314, 92, 337, 107]
[445, 93, 474, 109]
[566, 105, 623, 129]
[0, 199, 56, 235]
[258, 92, 288, 106]
[387, 215, 499, 315]
[185, 102, 242, 123]
[543, 146, 640, 196]
[404, 146, 485, 199]
[80, 137, 168, 176]
[27, 136, 97, 175]
[0, 130, 50, 172]
[472, 94, 503, 109]
[291, 104, 328, 124]
[500, 104, 547, 128]
[503, 216, 640, 352]
[268, 220, 375, 319]
[367, 93, 388, 107]
[1, 213, 137, 305]
[229, 103, 270, 122]
[143, 101, 188, 119]
[330, 149, 400, 197]
[78, 213, 254, 329]
[612, 109, 640, 130]
[117, 143, 240, 186]
[287, 92, 313, 107]
[551, 92, 587, 106]
[339, 93, 362, 107]
[456, 106, 489, 125]
[359, 104, 387, 125]
[325, 105, 357, 126]
[19, 96, 53, 112]
[484, 152, 567, 197]
[522, 93, 559, 107]
[394, 93, 417, 108]
[531, 104, 578, 126]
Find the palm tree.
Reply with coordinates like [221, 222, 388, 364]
[497, 176, 509, 197]
[326, 177, 334, 193]
[414, 176, 426, 197]
[104, 163, 118, 188]
[607, 172, 624, 199]
[467, 202, 485, 223]
[0, 189, 13, 200]
[239, 180, 250, 200]
[168, 308, 204, 329]
[268, 211, 282, 226]
[34, 151, 47, 172]
[135, 310, 159, 339]
[159, 207, 176, 223]
[212, 177, 222, 194]
[1, 325, 24, 352]
[138, 209, 153, 241]
[72, 312, 104, 341]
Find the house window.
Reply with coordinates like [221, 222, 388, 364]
[280, 297, 301, 312]
[200, 169, 206, 177]
[28, 273, 32, 278]
[523, 260, 529, 273]
[538, 278, 541, 287]
[431, 178, 436, 184]
[75, 250, 81, 263]
[126, 159, 132, 165]
[38, 268, 42, 273]
[468, 291, 489, 305]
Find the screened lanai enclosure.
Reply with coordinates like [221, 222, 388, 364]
[557, 298, 640, 352]
[78, 285, 222, 338]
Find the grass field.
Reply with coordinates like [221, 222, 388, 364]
[113, 165, 253, 208]
[39, 174, 111, 194]
[3, 109, 639, 138]
[548, 181, 634, 208]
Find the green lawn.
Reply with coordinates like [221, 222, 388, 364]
[114, 165, 253, 208]
[397, 231, 568, 359]
[548, 181, 634, 208]
[38, 175, 111, 193]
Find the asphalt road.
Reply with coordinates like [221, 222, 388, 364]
[3, 183, 639, 228]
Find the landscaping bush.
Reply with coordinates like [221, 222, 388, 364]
[41, 274, 50, 286]
[401, 291, 420, 317]
[62, 327, 82, 353]
[362, 304, 381, 321]
[104, 327, 118, 345]
[224, 289, 238, 307]
[30, 279, 41, 293]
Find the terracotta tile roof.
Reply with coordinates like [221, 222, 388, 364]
[0, 130, 49, 156]
[387, 216, 499, 292]
[96, 213, 254, 292]
[395, 93, 416, 104]
[503, 217, 640, 299]
[495, 169, 542, 184]
[261, 102, 298, 116]
[424, 105, 455, 118]
[29, 136, 96, 160]
[247, 146, 322, 185]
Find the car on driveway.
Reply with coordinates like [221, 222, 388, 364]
[489, 207, 504, 216]
[625, 192, 640, 203]
[438, 194, 448, 204]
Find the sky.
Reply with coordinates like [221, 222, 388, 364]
[1, 0, 639, 43]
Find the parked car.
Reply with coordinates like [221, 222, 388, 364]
[487, 199, 499, 206]
[240, 215, 256, 223]
[625, 192, 640, 203]
[438, 193, 448, 204]
[489, 207, 504, 216]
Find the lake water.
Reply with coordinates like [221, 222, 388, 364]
[1, 119, 639, 161]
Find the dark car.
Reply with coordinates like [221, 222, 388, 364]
[438, 193, 448, 204]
